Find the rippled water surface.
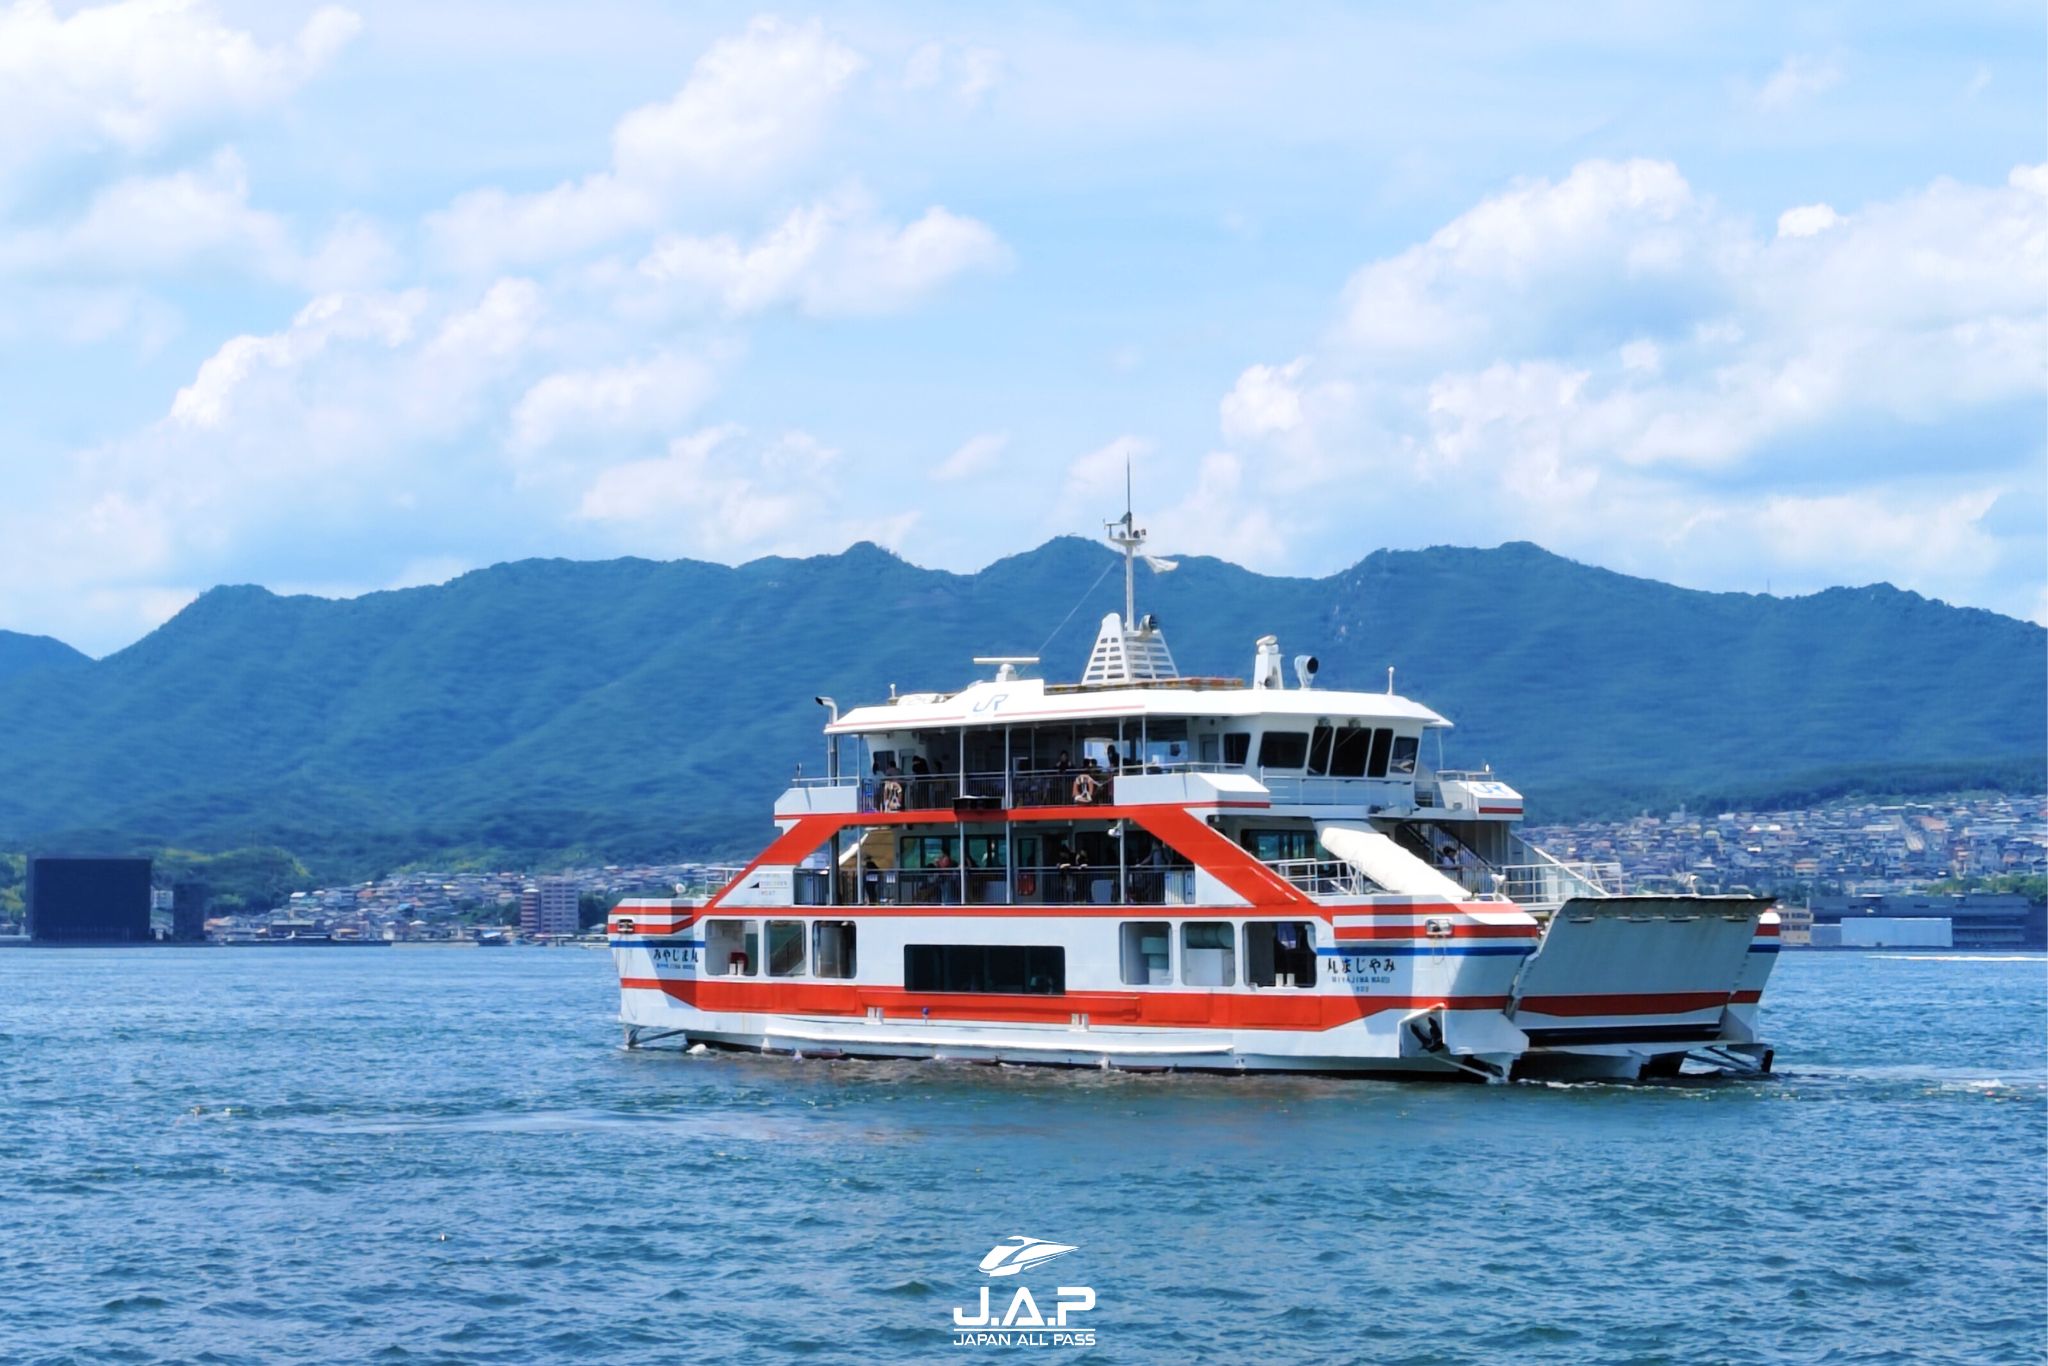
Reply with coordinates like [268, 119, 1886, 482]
[2, 948, 2042, 1364]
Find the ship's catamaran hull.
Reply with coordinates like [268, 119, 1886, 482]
[611, 820, 1778, 1083]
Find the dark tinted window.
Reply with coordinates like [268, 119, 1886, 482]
[1307, 725, 1335, 775]
[1257, 731, 1310, 769]
[1222, 732, 1251, 765]
[1244, 921, 1319, 988]
[904, 944, 1065, 994]
[1329, 726, 1372, 777]
[1388, 735, 1419, 776]
[1366, 727, 1394, 778]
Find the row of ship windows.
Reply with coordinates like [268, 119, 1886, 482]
[698, 917, 1322, 992]
[1230, 725, 1418, 778]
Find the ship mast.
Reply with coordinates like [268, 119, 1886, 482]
[1106, 461, 1144, 629]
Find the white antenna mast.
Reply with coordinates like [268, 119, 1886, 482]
[1106, 457, 1144, 629]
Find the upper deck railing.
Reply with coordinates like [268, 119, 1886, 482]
[791, 762, 1421, 813]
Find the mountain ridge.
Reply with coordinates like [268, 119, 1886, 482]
[3, 537, 2039, 875]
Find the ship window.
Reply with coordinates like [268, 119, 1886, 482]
[1222, 732, 1250, 766]
[1329, 726, 1372, 777]
[766, 920, 806, 977]
[703, 919, 757, 977]
[1120, 921, 1171, 986]
[1245, 921, 1318, 988]
[1257, 731, 1310, 770]
[1181, 922, 1236, 986]
[904, 944, 1065, 995]
[1388, 735, 1419, 777]
[1366, 727, 1394, 778]
[1307, 725, 1335, 775]
[1243, 828, 1317, 862]
[814, 921, 857, 978]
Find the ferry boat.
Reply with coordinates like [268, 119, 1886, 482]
[610, 509, 1778, 1082]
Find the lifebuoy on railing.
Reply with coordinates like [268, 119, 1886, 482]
[1072, 773, 1097, 805]
[880, 779, 905, 811]
[1017, 873, 1037, 896]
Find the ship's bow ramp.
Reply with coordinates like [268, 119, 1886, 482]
[1507, 895, 1772, 1045]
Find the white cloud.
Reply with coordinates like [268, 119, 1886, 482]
[613, 16, 862, 186]
[427, 17, 862, 271]
[1217, 157, 2047, 617]
[576, 424, 912, 558]
[934, 432, 1009, 482]
[510, 350, 717, 456]
[1220, 358, 1308, 440]
[902, 40, 1004, 104]
[1776, 203, 1843, 239]
[0, 148, 292, 278]
[1335, 159, 1707, 361]
[0, 0, 358, 190]
[1151, 451, 1285, 570]
[1750, 55, 1843, 110]
[637, 191, 1008, 317]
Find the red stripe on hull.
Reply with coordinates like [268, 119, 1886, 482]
[1515, 990, 1732, 1018]
[620, 976, 1509, 1030]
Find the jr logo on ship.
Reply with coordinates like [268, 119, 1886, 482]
[952, 1236, 1097, 1349]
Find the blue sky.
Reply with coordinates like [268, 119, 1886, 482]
[3, 1, 2043, 653]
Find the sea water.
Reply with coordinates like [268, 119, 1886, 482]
[1, 948, 2041, 1364]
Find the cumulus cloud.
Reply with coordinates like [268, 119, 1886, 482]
[1218, 157, 2048, 619]
[1335, 159, 1711, 362]
[0, 0, 358, 190]
[576, 424, 915, 558]
[0, 277, 552, 643]
[428, 17, 863, 271]
[1776, 203, 1843, 239]
[510, 350, 717, 456]
[636, 190, 1009, 316]
[0, 148, 293, 278]
[934, 432, 1009, 482]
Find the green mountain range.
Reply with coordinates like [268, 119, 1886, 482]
[0, 629, 87, 682]
[2, 539, 2040, 876]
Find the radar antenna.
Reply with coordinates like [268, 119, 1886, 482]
[1080, 463, 1180, 686]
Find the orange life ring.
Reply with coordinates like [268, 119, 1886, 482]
[1072, 773, 1097, 805]
[1017, 874, 1037, 896]
[880, 779, 905, 811]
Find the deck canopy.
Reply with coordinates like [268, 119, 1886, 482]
[826, 675, 1451, 736]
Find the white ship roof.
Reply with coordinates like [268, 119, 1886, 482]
[826, 676, 1450, 735]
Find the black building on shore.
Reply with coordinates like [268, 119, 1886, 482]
[27, 857, 152, 944]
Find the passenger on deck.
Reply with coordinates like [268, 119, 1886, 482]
[1057, 849, 1089, 903]
[1106, 745, 1121, 772]
[1136, 841, 1167, 903]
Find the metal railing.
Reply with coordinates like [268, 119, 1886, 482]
[850, 863, 1197, 907]
[1263, 857, 1378, 899]
[674, 866, 749, 901]
[1483, 860, 1625, 906]
[1256, 773, 1417, 806]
